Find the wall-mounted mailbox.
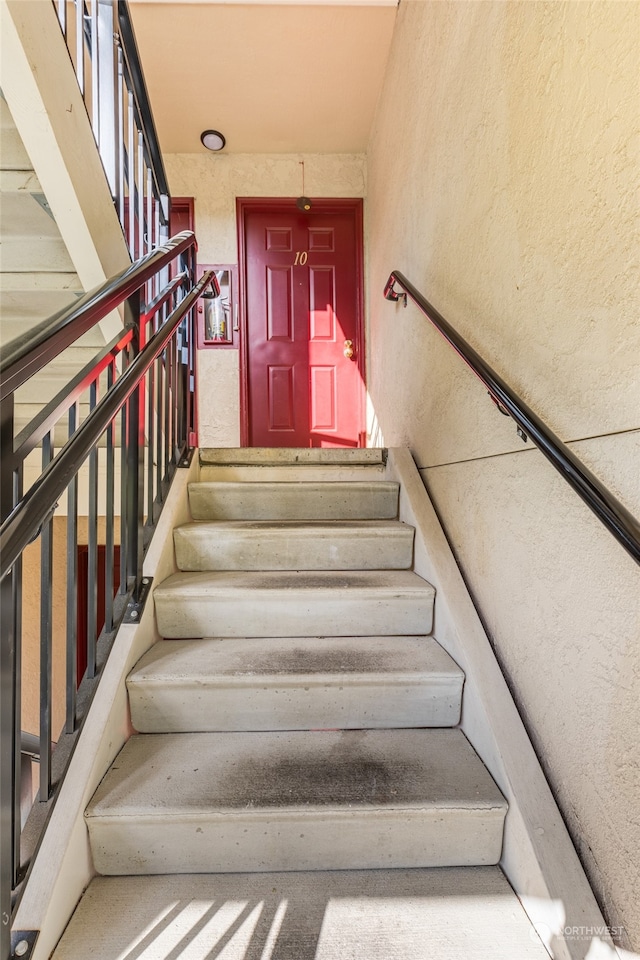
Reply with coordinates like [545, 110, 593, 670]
[197, 264, 237, 348]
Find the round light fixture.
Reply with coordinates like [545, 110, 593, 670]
[200, 130, 226, 152]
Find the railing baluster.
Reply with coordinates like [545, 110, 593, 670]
[120, 405, 129, 595]
[137, 131, 144, 267]
[75, 0, 84, 95]
[119, 346, 130, 596]
[176, 320, 186, 455]
[0, 571, 15, 960]
[96, 0, 117, 196]
[164, 338, 171, 477]
[147, 333, 155, 524]
[87, 381, 99, 678]
[57, 0, 66, 34]
[39, 433, 54, 801]
[66, 402, 79, 733]
[125, 292, 144, 584]
[171, 332, 179, 460]
[90, 0, 99, 142]
[146, 166, 154, 308]
[117, 45, 126, 227]
[12, 466, 23, 852]
[127, 89, 135, 256]
[105, 361, 116, 633]
[156, 346, 164, 503]
[0, 393, 17, 958]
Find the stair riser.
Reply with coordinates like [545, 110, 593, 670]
[189, 482, 399, 521]
[128, 680, 463, 732]
[87, 809, 505, 875]
[199, 464, 387, 482]
[173, 525, 414, 571]
[155, 594, 433, 639]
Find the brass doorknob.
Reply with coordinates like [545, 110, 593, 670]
[343, 339, 355, 360]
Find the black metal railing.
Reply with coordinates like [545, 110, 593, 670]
[384, 271, 640, 566]
[0, 231, 214, 958]
[53, 0, 170, 258]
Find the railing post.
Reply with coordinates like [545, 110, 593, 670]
[0, 394, 16, 959]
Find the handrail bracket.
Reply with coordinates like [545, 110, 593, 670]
[383, 274, 407, 307]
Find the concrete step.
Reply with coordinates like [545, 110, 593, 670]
[189, 481, 399, 521]
[199, 447, 386, 465]
[173, 520, 415, 571]
[197, 448, 388, 489]
[50, 867, 550, 960]
[154, 570, 435, 639]
[127, 636, 464, 732]
[85, 728, 507, 874]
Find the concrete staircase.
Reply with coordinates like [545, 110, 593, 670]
[53, 449, 549, 958]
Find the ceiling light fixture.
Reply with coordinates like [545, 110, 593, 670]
[200, 130, 226, 152]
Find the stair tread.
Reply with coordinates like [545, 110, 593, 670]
[50, 867, 550, 960]
[199, 447, 386, 465]
[156, 569, 434, 598]
[129, 636, 462, 684]
[154, 570, 435, 639]
[86, 728, 505, 818]
[128, 636, 463, 732]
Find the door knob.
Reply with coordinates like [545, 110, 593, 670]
[343, 339, 355, 360]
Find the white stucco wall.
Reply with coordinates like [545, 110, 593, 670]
[165, 153, 366, 446]
[366, 0, 640, 950]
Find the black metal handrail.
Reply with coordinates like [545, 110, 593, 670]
[384, 271, 640, 566]
[0, 232, 196, 399]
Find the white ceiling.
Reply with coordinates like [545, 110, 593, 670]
[128, 1, 397, 154]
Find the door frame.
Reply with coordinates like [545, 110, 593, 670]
[236, 197, 366, 447]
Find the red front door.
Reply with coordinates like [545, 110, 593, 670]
[239, 199, 364, 447]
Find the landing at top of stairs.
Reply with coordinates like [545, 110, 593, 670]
[200, 447, 386, 465]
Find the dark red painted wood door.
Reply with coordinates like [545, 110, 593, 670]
[243, 201, 364, 447]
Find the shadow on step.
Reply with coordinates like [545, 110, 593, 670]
[53, 869, 549, 960]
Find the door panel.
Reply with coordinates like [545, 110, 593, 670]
[266, 266, 294, 341]
[310, 366, 337, 432]
[268, 365, 296, 432]
[241, 200, 364, 448]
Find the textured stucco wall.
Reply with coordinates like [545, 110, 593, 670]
[366, 0, 640, 949]
[165, 153, 366, 446]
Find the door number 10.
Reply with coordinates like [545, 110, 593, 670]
[294, 251, 308, 266]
